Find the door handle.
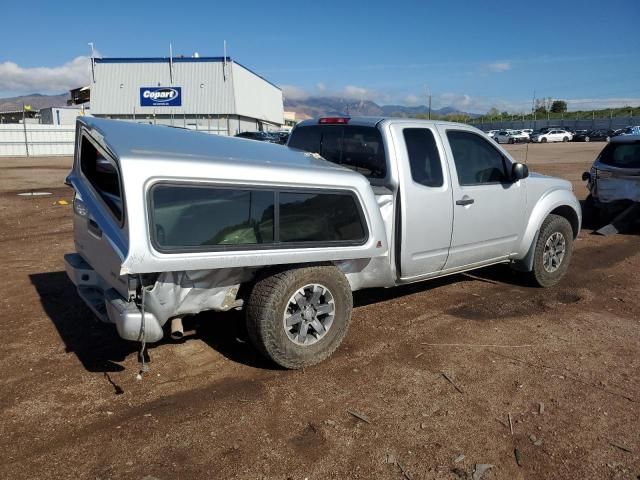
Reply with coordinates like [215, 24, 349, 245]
[88, 219, 103, 238]
[455, 197, 475, 206]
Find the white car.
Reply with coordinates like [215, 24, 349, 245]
[485, 130, 499, 138]
[531, 129, 573, 143]
[521, 129, 534, 136]
[495, 130, 530, 144]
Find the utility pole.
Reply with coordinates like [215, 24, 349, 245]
[88, 42, 95, 83]
[426, 86, 432, 120]
[22, 103, 30, 158]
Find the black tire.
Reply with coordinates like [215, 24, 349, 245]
[563, 137, 569, 142]
[509, 138, 514, 144]
[584, 136, 590, 142]
[526, 214, 574, 288]
[541, 137, 547, 143]
[246, 265, 352, 369]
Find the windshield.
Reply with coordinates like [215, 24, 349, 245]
[598, 141, 640, 169]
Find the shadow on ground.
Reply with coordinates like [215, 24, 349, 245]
[29, 261, 553, 374]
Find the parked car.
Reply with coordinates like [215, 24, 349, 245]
[573, 129, 613, 142]
[485, 130, 499, 138]
[618, 126, 640, 136]
[582, 135, 640, 216]
[272, 131, 290, 145]
[530, 129, 573, 143]
[235, 131, 279, 143]
[521, 129, 534, 136]
[495, 130, 530, 144]
[65, 117, 580, 369]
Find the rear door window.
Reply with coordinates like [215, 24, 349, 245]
[288, 125, 387, 179]
[403, 128, 444, 187]
[80, 135, 123, 222]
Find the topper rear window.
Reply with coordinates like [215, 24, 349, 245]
[80, 135, 123, 222]
[149, 184, 367, 252]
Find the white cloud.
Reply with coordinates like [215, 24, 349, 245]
[403, 94, 421, 106]
[281, 83, 386, 103]
[486, 62, 511, 73]
[281, 84, 309, 101]
[0, 56, 92, 94]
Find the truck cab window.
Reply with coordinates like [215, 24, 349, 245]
[289, 125, 387, 179]
[446, 130, 509, 185]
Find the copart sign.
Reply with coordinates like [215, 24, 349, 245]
[140, 87, 182, 107]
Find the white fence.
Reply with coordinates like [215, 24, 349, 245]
[0, 124, 75, 156]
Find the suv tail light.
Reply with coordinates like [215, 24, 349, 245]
[319, 117, 350, 124]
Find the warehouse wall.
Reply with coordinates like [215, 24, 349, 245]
[232, 63, 284, 125]
[91, 59, 235, 115]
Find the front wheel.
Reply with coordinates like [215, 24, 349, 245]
[525, 214, 574, 287]
[246, 265, 353, 369]
[585, 136, 590, 142]
[563, 137, 569, 142]
[541, 137, 547, 143]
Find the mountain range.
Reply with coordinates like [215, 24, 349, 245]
[0, 93, 478, 119]
[0, 93, 69, 112]
[283, 96, 477, 119]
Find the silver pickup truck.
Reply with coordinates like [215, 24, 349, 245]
[65, 116, 581, 369]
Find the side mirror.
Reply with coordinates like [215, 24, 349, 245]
[512, 163, 529, 181]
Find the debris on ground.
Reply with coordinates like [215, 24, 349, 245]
[451, 467, 469, 479]
[441, 372, 464, 394]
[514, 448, 522, 467]
[454, 454, 465, 463]
[609, 441, 633, 453]
[538, 402, 545, 414]
[595, 203, 640, 236]
[347, 410, 371, 424]
[508, 413, 514, 435]
[472, 463, 494, 480]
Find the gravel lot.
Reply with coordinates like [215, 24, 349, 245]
[1, 142, 638, 480]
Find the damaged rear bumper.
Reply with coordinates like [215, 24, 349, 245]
[64, 253, 164, 342]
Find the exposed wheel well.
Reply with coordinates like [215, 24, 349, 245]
[550, 205, 580, 238]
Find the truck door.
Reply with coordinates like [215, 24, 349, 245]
[389, 123, 454, 279]
[437, 126, 525, 269]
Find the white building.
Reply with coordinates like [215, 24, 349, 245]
[90, 56, 284, 135]
[40, 106, 87, 125]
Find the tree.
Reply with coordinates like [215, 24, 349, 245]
[550, 100, 567, 113]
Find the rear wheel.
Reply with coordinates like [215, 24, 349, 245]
[525, 214, 574, 287]
[509, 138, 514, 144]
[246, 265, 352, 369]
[563, 137, 569, 142]
[541, 137, 547, 143]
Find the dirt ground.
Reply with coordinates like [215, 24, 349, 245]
[0, 142, 638, 480]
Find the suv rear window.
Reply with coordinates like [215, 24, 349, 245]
[288, 125, 387, 179]
[598, 141, 640, 169]
[80, 135, 123, 222]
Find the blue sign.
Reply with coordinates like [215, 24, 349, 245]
[140, 87, 181, 107]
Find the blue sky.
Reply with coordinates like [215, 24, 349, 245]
[1, 0, 639, 112]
